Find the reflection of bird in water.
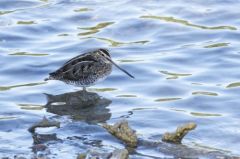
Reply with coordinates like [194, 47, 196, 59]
[44, 48, 134, 91]
[44, 90, 112, 123]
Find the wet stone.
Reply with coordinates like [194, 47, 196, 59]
[86, 148, 111, 159]
[13, 157, 27, 159]
[102, 120, 138, 148]
[31, 144, 48, 153]
[77, 153, 87, 159]
[67, 136, 103, 147]
[77, 148, 128, 159]
[109, 149, 129, 159]
[28, 116, 60, 133]
[31, 144, 51, 159]
[32, 133, 59, 144]
[162, 122, 197, 144]
[138, 138, 230, 158]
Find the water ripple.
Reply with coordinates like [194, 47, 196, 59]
[78, 22, 114, 36]
[226, 82, 240, 88]
[140, 15, 237, 30]
[0, 82, 46, 91]
[160, 70, 192, 79]
[192, 91, 218, 96]
[204, 42, 230, 48]
[83, 36, 149, 47]
[9, 51, 49, 56]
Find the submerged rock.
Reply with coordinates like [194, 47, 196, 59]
[32, 146, 51, 159]
[28, 116, 60, 133]
[44, 90, 112, 123]
[76, 148, 128, 159]
[77, 153, 87, 159]
[31, 144, 48, 153]
[83, 148, 111, 159]
[32, 133, 59, 144]
[162, 122, 197, 144]
[138, 138, 230, 158]
[109, 149, 129, 159]
[102, 120, 138, 148]
[13, 156, 27, 159]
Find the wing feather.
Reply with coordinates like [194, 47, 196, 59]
[58, 61, 95, 80]
[49, 52, 97, 77]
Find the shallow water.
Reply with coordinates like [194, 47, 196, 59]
[1, 0, 240, 158]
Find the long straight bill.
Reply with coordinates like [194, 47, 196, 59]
[105, 56, 135, 79]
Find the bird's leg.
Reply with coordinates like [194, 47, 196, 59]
[82, 87, 88, 98]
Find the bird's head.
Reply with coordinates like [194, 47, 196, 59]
[96, 48, 111, 63]
[96, 48, 135, 79]
[98, 48, 111, 58]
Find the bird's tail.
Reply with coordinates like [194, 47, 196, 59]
[45, 72, 58, 81]
[44, 76, 54, 81]
[44, 77, 50, 81]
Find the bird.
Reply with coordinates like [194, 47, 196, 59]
[44, 48, 134, 91]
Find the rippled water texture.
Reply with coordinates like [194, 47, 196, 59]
[1, 0, 240, 158]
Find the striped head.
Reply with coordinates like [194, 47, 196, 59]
[98, 48, 111, 58]
[95, 48, 111, 64]
[95, 48, 135, 79]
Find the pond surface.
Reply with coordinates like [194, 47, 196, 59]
[0, 0, 240, 158]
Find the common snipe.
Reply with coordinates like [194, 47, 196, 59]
[45, 48, 134, 90]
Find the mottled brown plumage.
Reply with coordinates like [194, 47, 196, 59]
[45, 48, 134, 90]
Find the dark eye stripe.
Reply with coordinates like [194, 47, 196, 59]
[99, 49, 110, 57]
